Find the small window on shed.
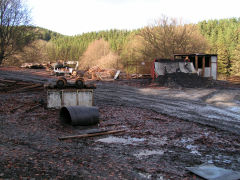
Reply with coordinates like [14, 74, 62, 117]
[198, 56, 203, 68]
[205, 56, 210, 67]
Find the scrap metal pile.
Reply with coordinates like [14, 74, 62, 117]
[153, 59, 214, 88]
[156, 72, 214, 88]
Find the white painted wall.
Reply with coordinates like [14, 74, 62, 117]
[211, 56, 217, 80]
[47, 89, 93, 109]
[204, 67, 211, 77]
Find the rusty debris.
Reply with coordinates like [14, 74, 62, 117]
[58, 129, 126, 140]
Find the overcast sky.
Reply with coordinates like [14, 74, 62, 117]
[26, 0, 240, 36]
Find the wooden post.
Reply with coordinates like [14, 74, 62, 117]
[202, 56, 205, 77]
[136, 61, 138, 79]
[209, 56, 212, 78]
[127, 61, 129, 79]
[195, 55, 198, 70]
[58, 129, 126, 140]
[209, 57, 211, 67]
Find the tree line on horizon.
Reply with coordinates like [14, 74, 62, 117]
[199, 18, 240, 76]
[3, 17, 240, 77]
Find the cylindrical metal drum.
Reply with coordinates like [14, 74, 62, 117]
[60, 106, 99, 126]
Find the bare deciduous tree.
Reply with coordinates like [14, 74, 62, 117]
[79, 39, 121, 70]
[138, 16, 208, 60]
[0, 0, 32, 65]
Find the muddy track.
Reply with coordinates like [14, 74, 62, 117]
[1, 69, 240, 134]
[95, 82, 240, 135]
[0, 69, 55, 84]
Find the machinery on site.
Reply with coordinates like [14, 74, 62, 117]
[53, 61, 79, 76]
[55, 77, 85, 89]
[53, 76, 96, 89]
[49, 60, 88, 89]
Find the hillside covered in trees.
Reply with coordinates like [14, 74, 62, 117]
[3, 17, 240, 77]
[199, 18, 240, 76]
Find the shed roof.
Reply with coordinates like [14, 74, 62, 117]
[155, 58, 185, 63]
[174, 53, 217, 56]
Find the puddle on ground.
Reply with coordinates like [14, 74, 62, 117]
[138, 172, 152, 179]
[204, 105, 240, 119]
[180, 137, 193, 143]
[149, 136, 168, 146]
[138, 172, 164, 180]
[205, 154, 234, 164]
[227, 106, 240, 113]
[186, 145, 201, 156]
[134, 150, 164, 158]
[96, 136, 145, 145]
[174, 138, 201, 155]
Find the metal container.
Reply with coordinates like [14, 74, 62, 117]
[47, 89, 93, 109]
[60, 106, 99, 126]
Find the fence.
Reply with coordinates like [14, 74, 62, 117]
[124, 61, 152, 78]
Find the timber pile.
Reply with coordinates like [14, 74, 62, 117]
[0, 78, 43, 92]
[227, 76, 240, 85]
[21, 63, 45, 69]
[85, 66, 116, 80]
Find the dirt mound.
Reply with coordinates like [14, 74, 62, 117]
[156, 72, 214, 88]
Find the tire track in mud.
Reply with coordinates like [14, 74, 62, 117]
[0, 70, 55, 84]
[95, 83, 240, 135]
[1, 70, 239, 134]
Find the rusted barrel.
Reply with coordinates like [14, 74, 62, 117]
[60, 106, 99, 126]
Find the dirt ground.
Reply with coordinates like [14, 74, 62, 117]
[95, 80, 240, 135]
[0, 67, 240, 179]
